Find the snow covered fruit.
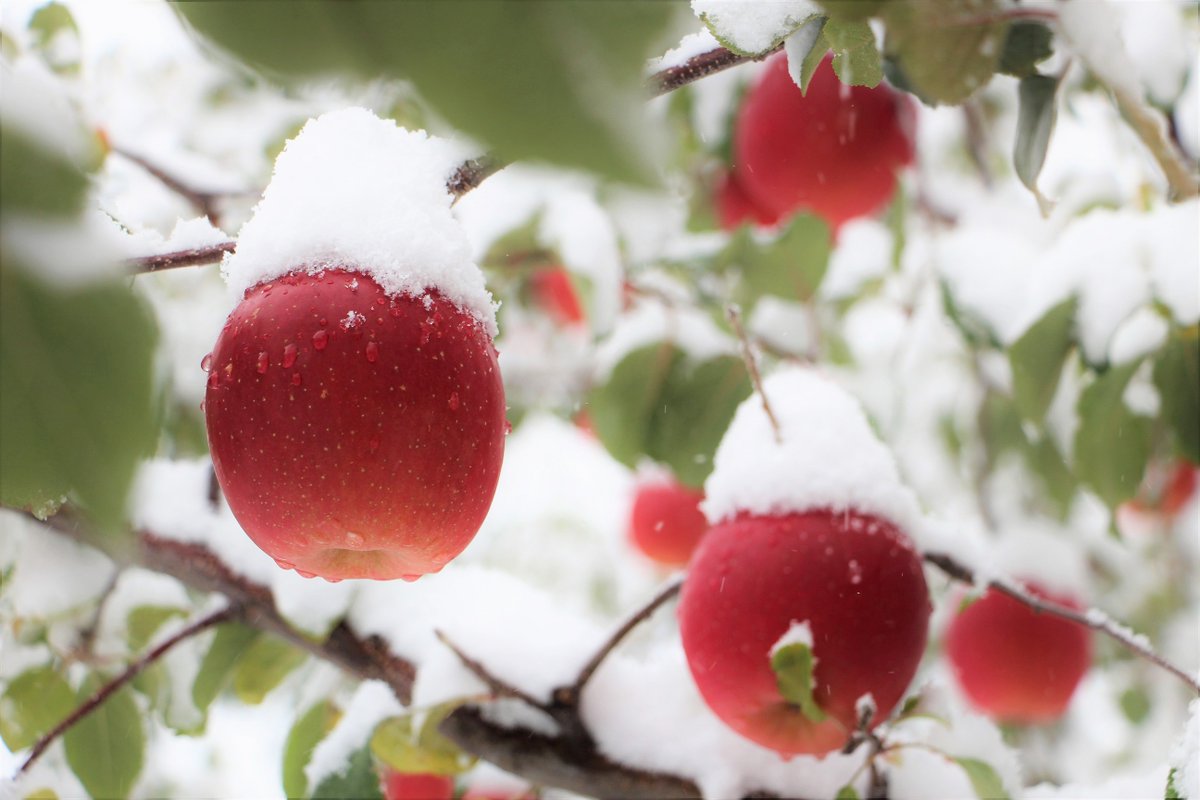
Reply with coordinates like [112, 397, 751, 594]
[731, 52, 915, 231]
[678, 369, 931, 756]
[945, 583, 1093, 723]
[627, 476, 708, 567]
[204, 109, 505, 582]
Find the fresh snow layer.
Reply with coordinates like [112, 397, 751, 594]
[692, 0, 821, 55]
[305, 680, 403, 789]
[1169, 698, 1200, 800]
[703, 367, 925, 537]
[222, 108, 497, 336]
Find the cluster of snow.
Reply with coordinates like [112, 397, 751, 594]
[1169, 698, 1200, 800]
[692, 0, 820, 55]
[223, 108, 498, 336]
[305, 680, 403, 789]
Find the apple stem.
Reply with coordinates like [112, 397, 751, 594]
[924, 551, 1200, 695]
[726, 304, 783, 444]
[14, 604, 238, 779]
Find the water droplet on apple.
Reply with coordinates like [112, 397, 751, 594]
[346, 531, 364, 547]
[199, 399, 206, 413]
[400, 574, 421, 582]
[504, 420, 513, 435]
[257, 352, 269, 374]
[368, 437, 380, 453]
[207, 370, 220, 390]
[848, 559, 863, 585]
[201, 353, 213, 372]
[282, 343, 298, 368]
[296, 569, 316, 579]
[447, 392, 460, 411]
[291, 372, 302, 386]
[365, 341, 379, 363]
[275, 559, 295, 570]
[312, 330, 328, 350]
[326, 577, 342, 584]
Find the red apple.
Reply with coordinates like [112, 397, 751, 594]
[733, 52, 916, 231]
[627, 478, 708, 567]
[945, 582, 1092, 723]
[528, 266, 584, 327]
[381, 769, 455, 800]
[714, 169, 781, 231]
[678, 509, 931, 756]
[204, 269, 506, 582]
[1128, 461, 1198, 518]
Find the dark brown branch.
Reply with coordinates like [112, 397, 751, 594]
[447, 156, 503, 201]
[924, 551, 1200, 693]
[727, 303, 782, 444]
[111, 146, 246, 227]
[648, 43, 783, 97]
[16, 605, 237, 777]
[129, 241, 237, 273]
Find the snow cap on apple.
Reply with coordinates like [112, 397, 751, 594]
[680, 367, 931, 756]
[205, 108, 506, 583]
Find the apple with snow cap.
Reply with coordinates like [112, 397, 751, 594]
[678, 369, 931, 756]
[204, 109, 505, 582]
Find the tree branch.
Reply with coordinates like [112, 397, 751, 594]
[648, 43, 783, 97]
[111, 146, 247, 227]
[923, 550, 1200, 694]
[727, 303, 783, 444]
[15, 605, 237, 778]
[128, 241, 237, 273]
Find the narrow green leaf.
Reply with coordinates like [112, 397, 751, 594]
[232, 635, 306, 705]
[954, 757, 1009, 800]
[0, 266, 159, 534]
[783, 16, 828, 94]
[998, 21, 1054, 78]
[63, 676, 145, 800]
[192, 623, 260, 712]
[0, 666, 75, 751]
[311, 745, 383, 800]
[1009, 297, 1077, 425]
[1014, 74, 1060, 213]
[370, 703, 475, 776]
[1152, 326, 1199, 464]
[1022, 434, 1077, 519]
[1166, 767, 1182, 800]
[283, 700, 340, 799]
[824, 19, 882, 88]
[1074, 360, 1154, 508]
[836, 786, 861, 800]
[770, 642, 827, 723]
[126, 606, 187, 652]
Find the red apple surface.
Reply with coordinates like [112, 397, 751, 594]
[733, 52, 916, 231]
[381, 769, 455, 800]
[528, 266, 584, 327]
[1128, 461, 1198, 518]
[945, 582, 1092, 723]
[714, 169, 781, 231]
[204, 269, 506, 581]
[628, 479, 708, 567]
[678, 509, 931, 755]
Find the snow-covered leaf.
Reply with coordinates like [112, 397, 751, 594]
[310, 745, 382, 800]
[370, 703, 475, 776]
[283, 700, 340, 799]
[231, 635, 306, 705]
[1074, 360, 1154, 508]
[0, 666, 74, 751]
[1009, 296, 1076, 426]
[882, 0, 1008, 105]
[28, 2, 81, 76]
[998, 20, 1054, 78]
[784, 16, 828, 93]
[953, 756, 1009, 800]
[824, 19, 882, 88]
[1014, 73, 1061, 213]
[771, 641, 826, 722]
[0, 124, 88, 218]
[1152, 326, 1199, 464]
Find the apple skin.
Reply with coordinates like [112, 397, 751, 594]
[381, 769, 455, 800]
[1128, 461, 1198, 518]
[734, 52, 916, 231]
[204, 269, 506, 582]
[528, 266, 584, 327]
[628, 479, 708, 567]
[678, 509, 931, 756]
[945, 583, 1092, 723]
[714, 169, 781, 231]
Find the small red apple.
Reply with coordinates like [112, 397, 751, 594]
[714, 169, 781, 231]
[528, 266, 584, 327]
[627, 478, 708, 567]
[204, 268, 506, 581]
[678, 509, 931, 756]
[733, 52, 916, 231]
[945, 582, 1092, 723]
[381, 769, 455, 800]
[1128, 461, 1198, 519]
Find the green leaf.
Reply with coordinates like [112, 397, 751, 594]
[784, 16, 829, 94]
[1152, 326, 1199, 464]
[371, 703, 475, 776]
[283, 700, 340, 799]
[588, 343, 751, 487]
[311, 745, 383, 800]
[815, 1, 887, 22]
[28, 2, 80, 75]
[824, 19, 882, 88]
[715, 214, 832, 308]
[0, 266, 159, 534]
[0, 666, 75, 751]
[770, 641, 826, 723]
[1014, 74, 1060, 213]
[953, 757, 1009, 800]
[998, 21, 1054, 78]
[1023, 434, 1076, 519]
[1166, 767, 1182, 800]
[192, 623, 260, 712]
[1073, 360, 1154, 508]
[836, 786, 861, 800]
[63, 676, 145, 800]
[232, 635, 306, 705]
[0, 123, 89, 218]
[1009, 297, 1076, 425]
[882, 0, 1009, 105]
[126, 606, 187, 652]
[700, 7, 816, 57]
[175, 2, 676, 185]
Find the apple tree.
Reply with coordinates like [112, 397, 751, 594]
[1, 2, 1198, 799]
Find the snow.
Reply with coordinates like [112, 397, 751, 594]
[1108, 307, 1169, 365]
[821, 219, 893, 301]
[1170, 698, 1200, 800]
[992, 527, 1091, 598]
[0, 513, 116, 621]
[592, 297, 735, 378]
[769, 620, 814, 657]
[650, 29, 722, 72]
[0, 56, 91, 161]
[1057, 0, 1144, 101]
[304, 680, 404, 789]
[692, 0, 821, 56]
[1177, 65, 1200, 162]
[1114, 0, 1192, 105]
[703, 367, 925, 540]
[221, 108, 497, 336]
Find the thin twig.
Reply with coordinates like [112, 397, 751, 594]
[447, 156, 504, 201]
[129, 241, 236, 273]
[555, 577, 682, 707]
[726, 303, 782, 443]
[111, 146, 246, 227]
[15, 605, 238, 778]
[923, 551, 1200, 694]
[434, 630, 546, 709]
[648, 43, 783, 97]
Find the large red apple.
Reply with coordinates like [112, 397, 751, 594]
[204, 268, 506, 581]
[945, 582, 1092, 723]
[714, 169, 781, 231]
[678, 509, 931, 756]
[380, 768, 455, 800]
[733, 52, 915, 231]
[627, 478, 708, 567]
